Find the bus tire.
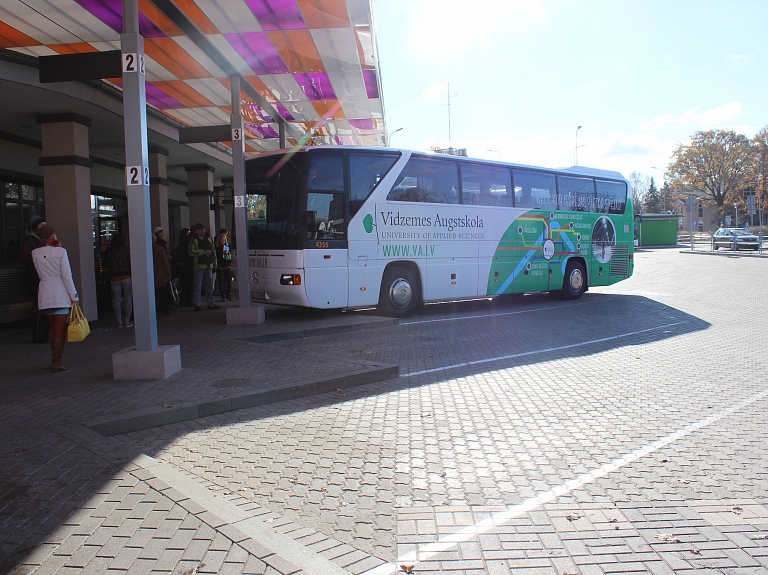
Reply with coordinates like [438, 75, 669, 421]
[561, 260, 586, 300]
[379, 266, 420, 317]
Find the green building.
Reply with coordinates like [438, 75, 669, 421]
[635, 214, 680, 246]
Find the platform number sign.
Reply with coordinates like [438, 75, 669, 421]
[126, 166, 150, 187]
[234, 196, 245, 208]
[232, 127, 242, 141]
[122, 53, 145, 75]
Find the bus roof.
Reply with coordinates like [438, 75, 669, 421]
[250, 146, 627, 182]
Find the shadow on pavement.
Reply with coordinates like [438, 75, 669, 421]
[0, 292, 710, 573]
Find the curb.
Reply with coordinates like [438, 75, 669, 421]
[85, 363, 399, 436]
[679, 249, 766, 257]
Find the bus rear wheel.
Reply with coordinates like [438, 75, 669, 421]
[561, 260, 586, 300]
[379, 266, 420, 317]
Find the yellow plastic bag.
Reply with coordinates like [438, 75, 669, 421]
[67, 302, 90, 342]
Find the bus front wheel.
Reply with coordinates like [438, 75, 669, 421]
[379, 266, 420, 316]
[561, 260, 586, 300]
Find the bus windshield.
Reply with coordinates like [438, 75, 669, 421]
[246, 154, 303, 249]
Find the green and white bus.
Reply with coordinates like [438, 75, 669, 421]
[245, 147, 633, 316]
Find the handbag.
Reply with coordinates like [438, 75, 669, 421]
[67, 302, 90, 342]
[167, 279, 179, 303]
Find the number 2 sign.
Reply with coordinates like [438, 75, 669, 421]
[126, 166, 150, 187]
[122, 53, 145, 75]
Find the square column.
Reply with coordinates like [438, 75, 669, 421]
[149, 145, 170, 235]
[37, 112, 98, 322]
[185, 164, 215, 230]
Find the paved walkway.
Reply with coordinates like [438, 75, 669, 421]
[1, 303, 397, 575]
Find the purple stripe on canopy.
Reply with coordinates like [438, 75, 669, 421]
[74, 0, 165, 37]
[273, 102, 295, 122]
[349, 119, 374, 130]
[294, 72, 336, 102]
[362, 70, 379, 99]
[246, 123, 279, 138]
[225, 33, 289, 75]
[245, 0, 306, 31]
[145, 84, 185, 109]
[246, 103, 273, 123]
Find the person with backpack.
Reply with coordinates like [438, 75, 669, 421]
[188, 223, 219, 311]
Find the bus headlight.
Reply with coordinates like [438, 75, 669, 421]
[280, 274, 301, 285]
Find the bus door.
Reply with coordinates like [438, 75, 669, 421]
[346, 152, 401, 307]
[303, 152, 348, 309]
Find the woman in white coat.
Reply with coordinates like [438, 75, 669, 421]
[32, 225, 79, 371]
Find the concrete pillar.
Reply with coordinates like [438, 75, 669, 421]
[185, 164, 215, 231]
[149, 145, 170, 235]
[37, 112, 98, 322]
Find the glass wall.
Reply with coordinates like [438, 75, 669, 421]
[1, 179, 45, 266]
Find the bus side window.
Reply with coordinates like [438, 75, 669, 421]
[461, 164, 512, 207]
[307, 152, 344, 192]
[387, 157, 459, 204]
[595, 180, 627, 214]
[349, 152, 400, 215]
[513, 169, 556, 210]
[557, 176, 595, 212]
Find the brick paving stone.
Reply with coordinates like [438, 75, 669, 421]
[4, 251, 768, 575]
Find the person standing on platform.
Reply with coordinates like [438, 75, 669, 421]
[31, 226, 79, 371]
[19, 215, 49, 343]
[153, 229, 173, 315]
[188, 223, 219, 312]
[214, 228, 232, 302]
[104, 232, 133, 328]
[173, 228, 192, 307]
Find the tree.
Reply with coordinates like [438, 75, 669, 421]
[628, 171, 649, 214]
[666, 130, 753, 217]
[753, 125, 768, 216]
[643, 177, 663, 213]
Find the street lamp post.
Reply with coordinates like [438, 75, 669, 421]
[388, 127, 403, 147]
[574, 125, 582, 166]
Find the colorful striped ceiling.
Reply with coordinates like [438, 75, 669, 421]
[0, 0, 386, 155]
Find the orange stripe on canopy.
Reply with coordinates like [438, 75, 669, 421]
[152, 81, 215, 108]
[242, 76, 278, 103]
[145, 38, 212, 79]
[49, 43, 98, 54]
[268, 29, 324, 73]
[312, 100, 346, 120]
[172, 0, 220, 35]
[0, 21, 40, 48]
[139, 0, 185, 36]
[296, 0, 349, 28]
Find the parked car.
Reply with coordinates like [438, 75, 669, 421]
[712, 228, 760, 250]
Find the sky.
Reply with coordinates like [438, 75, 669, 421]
[372, 0, 768, 182]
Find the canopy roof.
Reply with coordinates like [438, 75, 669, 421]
[0, 0, 386, 156]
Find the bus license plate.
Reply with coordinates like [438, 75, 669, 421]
[254, 292, 266, 299]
